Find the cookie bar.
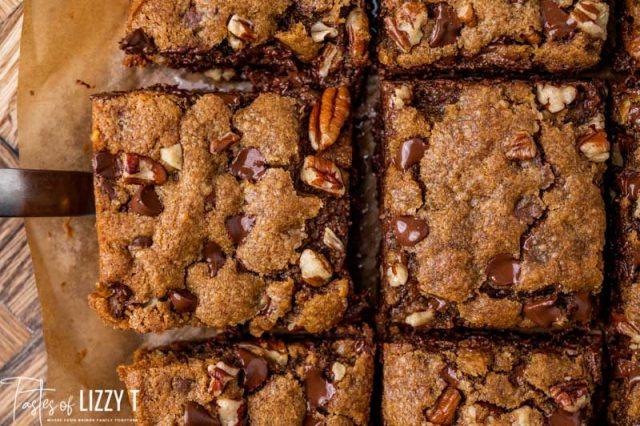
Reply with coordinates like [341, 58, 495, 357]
[378, 79, 607, 333]
[617, 0, 640, 71]
[382, 333, 604, 426]
[118, 331, 374, 425]
[120, 0, 370, 88]
[89, 86, 360, 335]
[377, 0, 609, 74]
[608, 81, 640, 425]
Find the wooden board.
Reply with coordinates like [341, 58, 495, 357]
[0, 2, 48, 425]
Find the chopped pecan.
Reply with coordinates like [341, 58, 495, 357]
[311, 21, 338, 42]
[210, 131, 241, 154]
[228, 15, 256, 49]
[160, 143, 183, 170]
[386, 2, 428, 52]
[121, 153, 167, 185]
[346, 8, 370, 66]
[549, 379, 590, 413]
[504, 132, 537, 161]
[578, 129, 610, 162]
[317, 44, 343, 78]
[569, 0, 608, 40]
[426, 387, 462, 425]
[300, 155, 345, 196]
[309, 87, 351, 151]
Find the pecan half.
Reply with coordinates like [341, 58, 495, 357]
[346, 8, 370, 66]
[549, 379, 590, 413]
[309, 87, 351, 151]
[300, 155, 345, 196]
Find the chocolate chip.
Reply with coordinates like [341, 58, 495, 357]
[523, 295, 562, 327]
[225, 215, 255, 245]
[541, 0, 576, 40]
[304, 366, 335, 411]
[203, 241, 226, 277]
[183, 401, 218, 426]
[568, 292, 592, 323]
[108, 283, 132, 319]
[236, 348, 268, 391]
[395, 138, 426, 171]
[120, 28, 155, 54]
[620, 173, 640, 201]
[429, 3, 461, 48]
[168, 289, 198, 313]
[547, 409, 581, 426]
[392, 216, 429, 246]
[173, 378, 194, 393]
[486, 254, 520, 286]
[93, 151, 118, 178]
[230, 148, 267, 182]
[128, 236, 152, 251]
[130, 186, 163, 216]
[514, 196, 544, 224]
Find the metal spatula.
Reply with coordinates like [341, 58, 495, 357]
[0, 168, 95, 217]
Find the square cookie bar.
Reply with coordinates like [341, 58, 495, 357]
[120, 0, 370, 88]
[382, 333, 604, 426]
[89, 86, 360, 335]
[377, 0, 609, 74]
[608, 81, 640, 425]
[118, 331, 374, 425]
[378, 79, 607, 333]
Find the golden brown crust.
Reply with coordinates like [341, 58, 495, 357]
[118, 333, 374, 425]
[379, 80, 607, 332]
[89, 87, 356, 335]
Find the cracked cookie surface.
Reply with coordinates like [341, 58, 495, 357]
[382, 333, 603, 426]
[89, 86, 357, 335]
[379, 80, 607, 333]
[118, 330, 374, 425]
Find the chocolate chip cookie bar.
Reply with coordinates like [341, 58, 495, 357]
[118, 332, 374, 425]
[617, 0, 640, 71]
[89, 86, 360, 335]
[377, 0, 609, 74]
[608, 81, 640, 425]
[378, 79, 608, 334]
[382, 333, 604, 426]
[120, 0, 370, 88]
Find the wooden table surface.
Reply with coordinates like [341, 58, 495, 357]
[0, 2, 48, 424]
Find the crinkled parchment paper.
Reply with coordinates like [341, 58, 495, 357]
[16, 0, 380, 422]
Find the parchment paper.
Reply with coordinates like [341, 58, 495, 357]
[16, 0, 380, 422]
[17, 0, 233, 422]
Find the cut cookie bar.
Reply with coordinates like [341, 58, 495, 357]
[378, 79, 608, 333]
[89, 86, 360, 335]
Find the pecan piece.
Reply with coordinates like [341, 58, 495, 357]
[386, 2, 428, 52]
[426, 387, 461, 425]
[550, 379, 590, 413]
[300, 155, 345, 196]
[309, 87, 351, 151]
[228, 15, 256, 49]
[569, 0, 608, 40]
[503, 132, 537, 161]
[210, 131, 241, 154]
[317, 44, 343, 78]
[347, 8, 370, 66]
[311, 21, 338, 43]
[578, 129, 610, 162]
[121, 153, 167, 185]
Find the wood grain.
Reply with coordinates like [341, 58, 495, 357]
[0, 2, 48, 425]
